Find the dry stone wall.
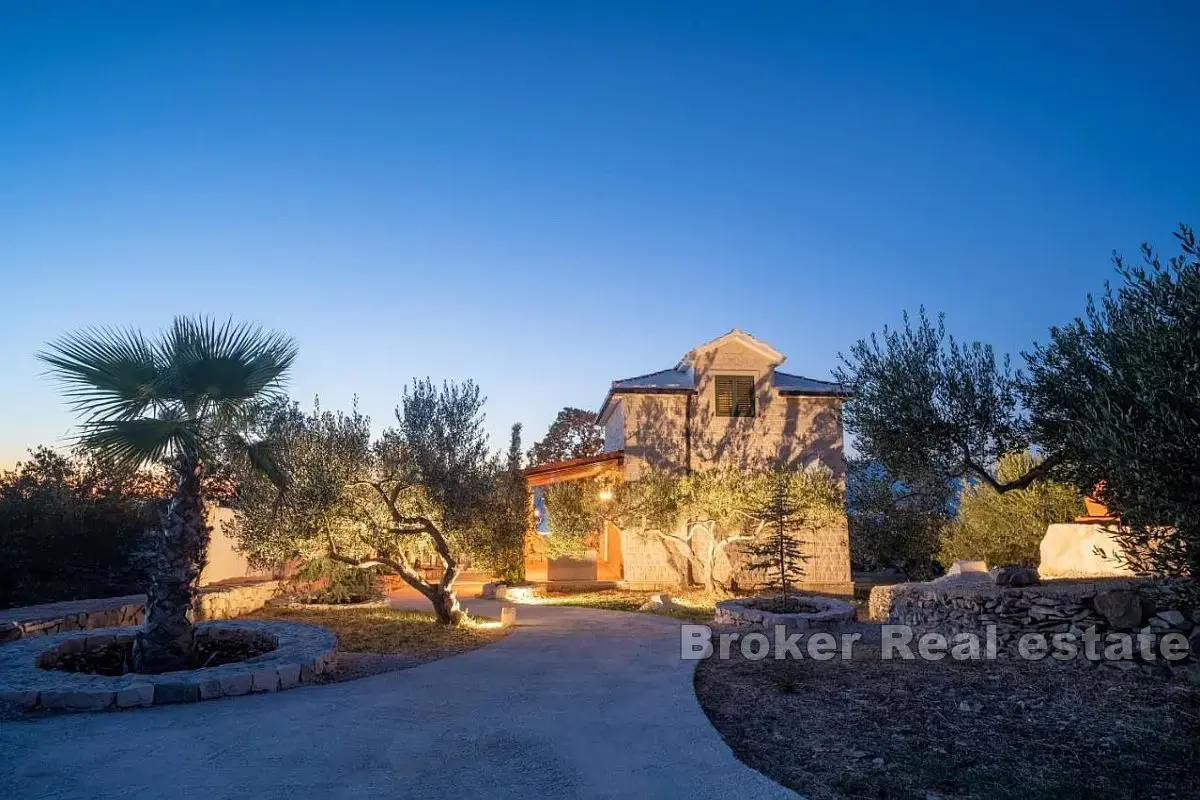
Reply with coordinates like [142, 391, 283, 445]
[881, 577, 1199, 680]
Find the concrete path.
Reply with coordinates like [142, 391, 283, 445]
[0, 597, 794, 799]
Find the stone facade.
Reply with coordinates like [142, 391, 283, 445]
[590, 330, 852, 594]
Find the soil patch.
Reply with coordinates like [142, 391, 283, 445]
[41, 633, 275, 676]
[695, 637, 1200, 799]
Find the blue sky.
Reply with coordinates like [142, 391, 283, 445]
[1, 2, 1197, 464]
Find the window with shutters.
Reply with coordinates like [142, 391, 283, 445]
[715, 375, 755, 417]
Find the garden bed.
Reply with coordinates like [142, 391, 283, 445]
[0, 620, 336, 712]
[695, 637, 1200, 799]
[715, 595, 856, 631]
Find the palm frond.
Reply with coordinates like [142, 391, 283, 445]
[161, 317, 298, 414]
[38, 327, 165, 422]
[79, 415, 204, 470]
[226, 431, 290, 493]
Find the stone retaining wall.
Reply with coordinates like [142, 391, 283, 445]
[195, 579, 287, 621]
[0, 596, 146, 644]
[1, 580, 292, 645]
[882, 577, 1200, 679]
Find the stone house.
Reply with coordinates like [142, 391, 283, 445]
[524, 329, 852, 595]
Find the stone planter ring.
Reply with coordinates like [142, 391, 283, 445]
[0, 620, 336, 712]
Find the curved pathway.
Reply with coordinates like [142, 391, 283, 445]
[1, 598, 795, 799]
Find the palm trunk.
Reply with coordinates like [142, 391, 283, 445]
[132, 456, 209, 673]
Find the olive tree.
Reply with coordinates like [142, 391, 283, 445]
[1025, 225, 1200, 581]
[232, 380, 495, 624]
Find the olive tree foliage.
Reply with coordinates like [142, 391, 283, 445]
[938, 452, 1083, 569]
[1026, 225, 1200, 582]
[542, 467, 842, 592]
[230, 397, 371, 570]
[834, 309, 1055, 495]
[845, 458, 950, 580]
[231, 380, 495, 624]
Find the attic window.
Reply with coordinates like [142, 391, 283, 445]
[715, 375, 755, 417]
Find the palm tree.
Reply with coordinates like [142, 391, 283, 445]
[40, 317, 297, 673]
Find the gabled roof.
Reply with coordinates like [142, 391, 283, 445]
[677, 328, 784, 370]
[597, 330, 854, 420]
[610, 367, 694, 392]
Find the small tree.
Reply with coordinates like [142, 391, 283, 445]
[527, 407, 603, 466]
[233, 382, 494, 625]
[1026, 225, 1200, 582]
[480, 423, 530, 583]
[937, 452, 1083, 568]
[742, 477, 809, 599]
[334, 380, 493, 623]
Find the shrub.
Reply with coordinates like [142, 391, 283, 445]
[0, 448, 158, 608]
[295, 558, 385, 604]
[937, 452, 1082, 568]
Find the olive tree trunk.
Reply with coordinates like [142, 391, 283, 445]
[132, 457, 209, 673]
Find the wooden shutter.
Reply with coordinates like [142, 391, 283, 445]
[716, 376, 755, 417]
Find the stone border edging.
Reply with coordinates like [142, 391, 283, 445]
[714, 596, 856, 631]
[0, 620, 336, 712]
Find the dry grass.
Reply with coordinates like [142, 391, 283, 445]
[695, 639, 1200, 800]
[532, 588, 719, 623]
[249, 604, 506, 658]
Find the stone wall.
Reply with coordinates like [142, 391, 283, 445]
[881, 577, 1199, 679]
[194, 579, 288, 621]
[0, 596, 145, 644]
[0, 579, 291, 644]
